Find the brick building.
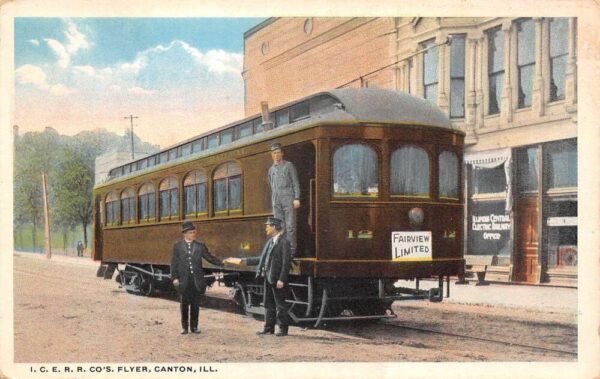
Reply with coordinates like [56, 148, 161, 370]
[242, 17, 578, 286]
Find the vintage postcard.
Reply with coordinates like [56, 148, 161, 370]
[1, 1, 599, 378]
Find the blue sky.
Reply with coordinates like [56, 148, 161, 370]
[14, 17, 264, 147]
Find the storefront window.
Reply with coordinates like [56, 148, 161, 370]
[544, 139, 577, 189]
[332, 144, 379, 198]
[390, 146, 429, 197]
[545, 200, 577, 269]
[471, 165, 507, 195]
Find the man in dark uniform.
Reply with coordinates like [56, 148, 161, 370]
[244, 217, 293, 336]
[170, 221, 222, 335]
[268, 142, 300, 257]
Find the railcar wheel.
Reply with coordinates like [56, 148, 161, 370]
[139, 273, 154, 297]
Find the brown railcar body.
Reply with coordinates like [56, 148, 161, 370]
[92, 89, 465, 323]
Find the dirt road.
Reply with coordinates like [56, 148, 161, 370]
[12, 253, 576, 363]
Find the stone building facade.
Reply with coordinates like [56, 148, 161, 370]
[243, 17, 578, 286]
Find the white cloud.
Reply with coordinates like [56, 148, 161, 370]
[44, 38, 70, 67]
[49, 83, 76, 95]
[29, 39, 40, 46]
[73, 65, 96, 76]
[43, 20, 90, 68]
[64, 20, 90, 54]
[16, 64, 76, 95]
[109, 84, 121, 92]
[128, 86, 155, 96]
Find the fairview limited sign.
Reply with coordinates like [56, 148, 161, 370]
[391, 231, 432, 261]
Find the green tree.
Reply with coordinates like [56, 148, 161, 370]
[54, 146, 94, 248]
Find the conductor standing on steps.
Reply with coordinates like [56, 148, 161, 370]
[268, 142, 300, 257]
[170, 221, 222, 335]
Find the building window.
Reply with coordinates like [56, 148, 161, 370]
[183, 170, 208, 217]
[544, 139, 577, 189]
[213, 162, 242, 215]
[105, 192, 118, 226]
[390, 146, 430, 197]
[439, 151, 459, 199]
[120, 188, 135, 224]
[138, 183, 155, 223]
[450, 35, 466, 118]
[487, 26, 504, 115]
[159, 177, 179, 220]
[332, 144, 379, 198]
[516, 19, 535, 109]
[549, 18, 568, 102]
[422, 39, 438, 104]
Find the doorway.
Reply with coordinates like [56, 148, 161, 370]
[283, 141, 316, 257]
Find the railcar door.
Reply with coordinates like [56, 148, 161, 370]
[284, 141, 316, 257]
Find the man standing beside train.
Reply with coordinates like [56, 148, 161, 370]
[226, 217, 292, 336]
[171, 221, 222, 335]
[268, 142, 300, 258]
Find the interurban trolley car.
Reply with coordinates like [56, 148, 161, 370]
[92, 88, 465, 326]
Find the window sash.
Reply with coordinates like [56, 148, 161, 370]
[439, 151, 459, 199]
[332, 144, 379, 198]
[390, 146, 430, 197]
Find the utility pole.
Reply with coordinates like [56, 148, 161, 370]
[124, 115, 139, 160]
[42, 172, 51, 259]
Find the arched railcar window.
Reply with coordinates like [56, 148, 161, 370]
[439, 150, 459, 199]
[120, 188, 135, 224]
[184, 170, 208, 217]
[138, 183, 156, 222]
[159, 177, 179, 220]
[332, 144, 379, 198]
[390, 146, 430, 197]
[213, 162, 242, 215]
[105, 192, 118, 226]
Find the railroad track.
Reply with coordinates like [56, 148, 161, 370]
[380, 319, 577, 356]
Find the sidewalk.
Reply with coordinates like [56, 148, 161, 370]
[397, 279, 577, 314]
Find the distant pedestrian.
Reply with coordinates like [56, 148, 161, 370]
[76, 241, 84, 257]
[268, 142, 300, 257]
[170, 221, 222, 335]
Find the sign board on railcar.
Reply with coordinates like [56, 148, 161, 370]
[391, 231, 432, 261]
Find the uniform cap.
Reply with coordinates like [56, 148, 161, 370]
[181, 221, 196, 233]
[270, 142, 282, 151]
[264, 217, 283, 229]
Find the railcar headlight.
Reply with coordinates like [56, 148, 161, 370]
[408, 207, 424, 229]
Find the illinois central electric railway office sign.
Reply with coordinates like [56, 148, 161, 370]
[391, 231, 432, 261]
